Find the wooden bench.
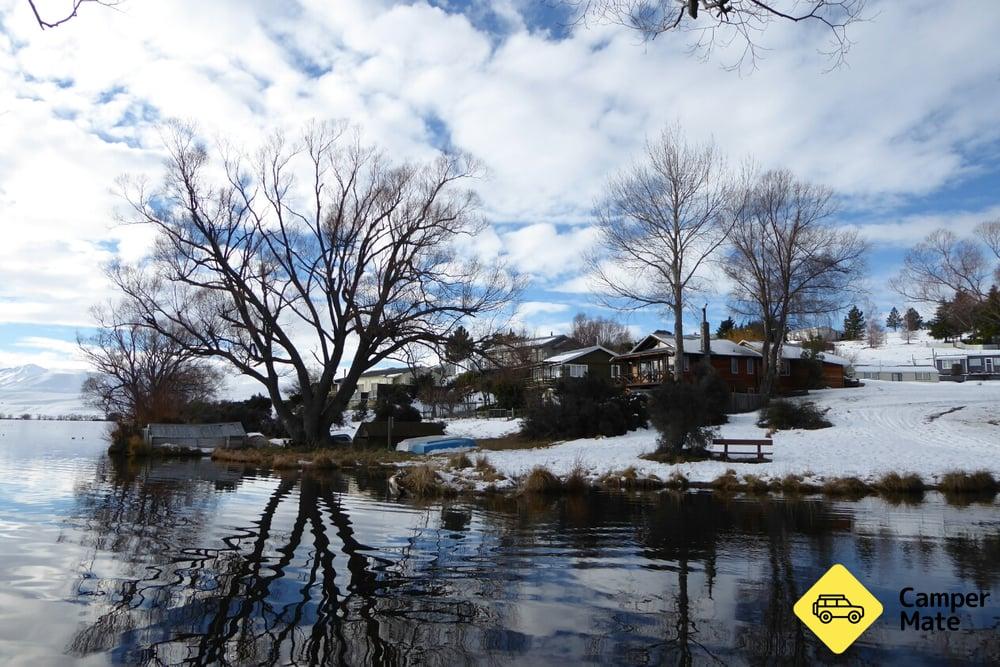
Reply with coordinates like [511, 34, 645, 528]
[709, 438, 773, 463]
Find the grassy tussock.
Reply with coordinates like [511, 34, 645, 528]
[400, 464, 452, 497]
[311, 453, 338, 470]
[875, 472, 924, 494]
[521, 466, 563, 494]
[710, 469, 742, 493]
[448, 452, 472, 469]
[821, 476, 870, 498]
[665, 471, 689, 489]
[938, 470, 998, 494]
[211, 446, 413, 469]
[271, 454, 302, 470]
[779, 474, 818, 494]
[742, 474, 770, 495]
[564, 465, 590, 495]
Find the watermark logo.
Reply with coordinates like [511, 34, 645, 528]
[793, 564, 883, 654]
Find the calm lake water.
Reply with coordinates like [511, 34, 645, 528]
[0, 420, 998, 665]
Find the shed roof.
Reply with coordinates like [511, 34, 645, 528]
[146, 423, 246, 438]
[542, 345, 617, 365]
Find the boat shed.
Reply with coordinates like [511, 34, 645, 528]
[143, 423, 248, 449]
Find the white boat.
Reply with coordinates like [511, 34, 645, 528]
[395, 435, 476, 454]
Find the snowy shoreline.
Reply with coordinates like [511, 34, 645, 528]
[434, 379, 1000, 492]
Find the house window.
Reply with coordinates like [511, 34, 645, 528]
[567, 364, 587, 378]
[780, 360, 790, 376]
[611, 365, 621, 378]
[747, 359, 754, 375]
[730, 358, 739, 374]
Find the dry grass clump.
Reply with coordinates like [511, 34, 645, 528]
[271, 454, 302, 470]
[311, 453, 339, 470]
[875, 472, 924, 495]
[564, 465, 590, 495]
[664, 471, 689, 489]
[400, 464, 451, 497]
[778, 474, 818, 495]
[938, 470, 998, 494]
[742, 474, 770, 495]
[474, 455, 495, 472]
[448, 452, 473, 469]
[598, 466, 665, 491]
[711, 469, 741, 493]
[521, 466, 563, 494]
[821, 476, 871, 498]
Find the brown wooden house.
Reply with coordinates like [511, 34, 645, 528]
[612, 332, 761, 393]
[739, 341, 850, 391]
[531, 345, 617, 386]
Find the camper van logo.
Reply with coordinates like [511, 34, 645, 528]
[794, 564, 883, 654]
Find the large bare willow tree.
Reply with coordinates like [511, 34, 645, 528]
[724, 169, 867, 398]
[110, 121, 518, 446]
[589, 126, 735, 381]
[564, 0, 866, 69]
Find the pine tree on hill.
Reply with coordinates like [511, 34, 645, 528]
[904, 307, 923, 332]
[842, 306, 865, 340]
[886, 306, 902, 331]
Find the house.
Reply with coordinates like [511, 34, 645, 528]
[531, 345, 617, 385]
[739, 342, 851, 390]
[489, 333, 582, 368]
[787, 326, 842, 343]
[854, 364, 939, 382]
[336, 364, 456, 408]
[612, 331, 761, 393]
[933, 351, 1000, 380]
[143, 422, 247, 449]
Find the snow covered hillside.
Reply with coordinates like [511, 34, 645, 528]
[833, 330, 966, 367]
[0, 364, 96, 418]
[442, 380, 1000, 487]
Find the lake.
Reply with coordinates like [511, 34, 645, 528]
[0, 419, 998, 665]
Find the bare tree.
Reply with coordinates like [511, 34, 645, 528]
[589, 125, 735, 381]
[109, 120, 519, 446]
[724, 168, 867, 399]
[79, 303, 220, 425]
[977, 219, 1000, 283]
[889, 229, 991, 305]
[562, 0, 867, 70]
[570, 312, 633, 352]
[27, 0, 121, 29]
[864, 303, 884, 348]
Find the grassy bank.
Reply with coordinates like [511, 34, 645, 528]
[211, 446, 414, 469]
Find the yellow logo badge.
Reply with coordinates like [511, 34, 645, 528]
[793, 564, 883, 654]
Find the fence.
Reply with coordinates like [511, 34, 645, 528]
[728, 392, 764, 414]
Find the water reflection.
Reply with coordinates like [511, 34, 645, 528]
[59, 456, 1000, 666]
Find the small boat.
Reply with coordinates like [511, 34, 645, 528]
[395, 435, 476, 454]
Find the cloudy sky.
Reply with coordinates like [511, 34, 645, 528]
[2, 0, 1000, 372]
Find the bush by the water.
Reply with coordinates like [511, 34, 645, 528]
[373, 385, 422, 422]
[648, 380, 713, 455]
[520, 376, 647, 440]
[757, 399, 831, 430]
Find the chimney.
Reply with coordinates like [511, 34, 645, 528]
[701, 305, 711, 363]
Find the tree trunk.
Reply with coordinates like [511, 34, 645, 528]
[673, 284, 685, 383]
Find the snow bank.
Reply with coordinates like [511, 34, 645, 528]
[442, 380, 1000, 486]
[443, 417, 522, 439]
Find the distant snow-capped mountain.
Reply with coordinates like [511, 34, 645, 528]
[0, 364, 98, 418]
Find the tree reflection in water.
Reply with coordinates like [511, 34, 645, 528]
[67, 459, 486, 665]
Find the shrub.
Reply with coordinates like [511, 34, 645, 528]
[821, 477, 870, 498]
[938, 471, 998, 494]
[647, 381, 714, 455]
[757, 400, 831, 430]
[779, 474, 817, 494]
[272, 454, 301, 470]
[875, 472, 924, 494]
[692, 363, 730, 425]
[521, 466, 563, 494]
[448, 452, 472, 469]
[665, 471, 689, 489]
[311, 453, 339, 470]
[521, 376, 646, 441]
[373, 385, 422, 422]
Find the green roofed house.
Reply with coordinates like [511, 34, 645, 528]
[531, 345, 618, 386]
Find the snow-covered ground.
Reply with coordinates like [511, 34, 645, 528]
[439, 380, 1000, 488]
[833, 330, 964, 367]
[441, 417, 522, 439]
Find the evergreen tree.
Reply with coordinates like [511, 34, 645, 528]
[715, 317, 736, 339]
[444, 326, 475, 364]
[904, 307, 923, 331]
[928, 303, 961, 342]
[842, 305, 866, 340]
[886, 306, 902, 331]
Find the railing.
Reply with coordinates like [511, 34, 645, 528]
[613, 370, 667, 385]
